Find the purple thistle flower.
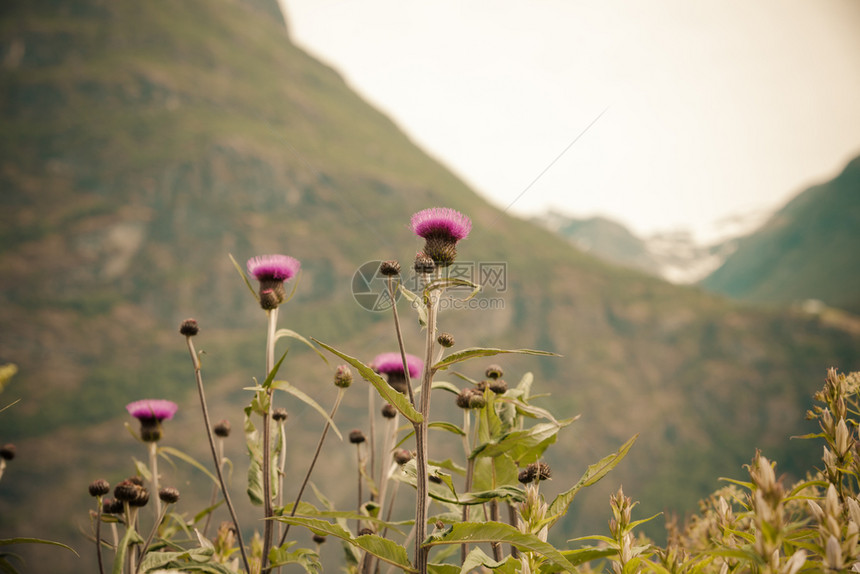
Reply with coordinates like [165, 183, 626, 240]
[372, 352, 423, 379]
[246, 254, 301, 309]
[246, 254, 301, 282]
[126, 399, 178, 422]
[126, 399, 178, 442]
[410, 208, 471, 267]
[372, 352, 423, 395]
[410, 208, 471, 242]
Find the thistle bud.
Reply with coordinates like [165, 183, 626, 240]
[334, 365, 353, 388]
[455, 389, 472, 409]
[159, 487, 180, 504]
[437, 332, 455, 348]
[273, 408, 288, 423]
[259, 288, 281, 311]
[214, 419, 232, 438]
[518, 468, 533, 484]
[489, 379, 508, 394]
[428, 474, 443, 484]
[103, 498, 124, 514]
[468, 393, 486, 409]
[130, 487, 150, 507]
[413, 252, 435, 274]
[179, 318, 199, 337]
[89, 479, 110, 497]
[485, 365, 504, 380]
[358, 527, 374, 536]
[0, 444, 16, 460]
[394, 449, 412, 465]
[312, 534, 327, 544]
[114, 480, 140, 502]
[379, 260, 401, 277]
[349, 430, 366, 444]
[381, 403, 397, 419]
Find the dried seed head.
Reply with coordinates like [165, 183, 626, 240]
[437, 332, 455, 348]
[349, 430, 366, 444]
[485, 365, 504, 380]
[179, 318, 199, 337]
[159, 487, 180, 504]
[214, 419, 232, 438]
[334, 364, 353, 388]
[381, 403, 398, 419]
[89, 479, 110, 497]
[379, 260, 401, 277]
[272, 408, 288, 423]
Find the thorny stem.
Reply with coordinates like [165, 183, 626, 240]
[185, 336, 251, 574]
[277, 387, 346, 548]
[262, 308, 279, 569]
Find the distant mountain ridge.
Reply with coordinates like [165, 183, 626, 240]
[533, 211, 746, 283]
[700, 155, 860, 314]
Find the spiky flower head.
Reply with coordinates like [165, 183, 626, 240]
[246, 254, 301, 310]
[410, 208, 472, 267]
[126, 399, 178, 442]
[437, 332, 455, 348]
[379, 260, 401, 277]
[159, 487, 180, 504]
[372, 352, 423, 394]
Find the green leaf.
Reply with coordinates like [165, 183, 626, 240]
[112, 526, 143, 574]
[137, 546, 215, 572]
[471, 421, 573, 464]
[261, 350, 289, 390]
[433, 348, 558, 372]
[276, 501, 408, 534]
[311, 339, 423, 424]
[423, 521, 575, 572]
[274, 329, 329, 365]
[459, 547, 507, 574]
[431, 380, 462, 395]
[427, 563, 461, 574]
[0, 539, 78, 556]
[275, 517, 416, 573]
[271, 380, 342, 441]
[423, 277, 481, 304]
[428, 421, 466, 436]
[158, 446, 218, 486]
[229, 253, 259, 301]
[244, 411, 264, 506]
[561, 546, 618, 566]
[268, 543, 322, 573]
[399, 286, 428, 327]
[547, 434, 637, 526]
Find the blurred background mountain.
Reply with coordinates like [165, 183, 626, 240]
[1, 0, 858, 571]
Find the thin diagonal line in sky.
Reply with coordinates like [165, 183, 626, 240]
[496, 106, 610, 220]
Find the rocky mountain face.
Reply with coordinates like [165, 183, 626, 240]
[0, 1, 857, 571]
[701, 155, 860, 314]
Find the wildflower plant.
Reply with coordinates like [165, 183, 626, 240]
[59, 203, 860, 574]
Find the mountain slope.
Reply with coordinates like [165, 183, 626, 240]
[0, 1, 858, 571]
[701, 156, 860, 313]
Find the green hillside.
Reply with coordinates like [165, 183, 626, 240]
[1, 1, 858, 571]
[701, 155, 860, 313]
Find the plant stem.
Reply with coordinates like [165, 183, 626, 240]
[261, 308, 279, 569]
[368, 384, 376, 499]
[386, 277, 415, 408]
[276, 387, 346, 548]
[415, 287, 439, 574]
[137, 503, 170, 571]
[95, 497, 105, 574]
[149, 442, 161, 518]
[185, 336, 251, 574]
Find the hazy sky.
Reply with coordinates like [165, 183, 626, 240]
[280, 0, 860, 242]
